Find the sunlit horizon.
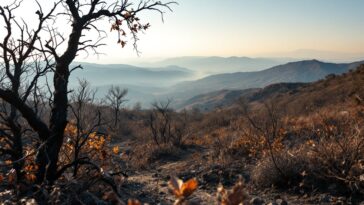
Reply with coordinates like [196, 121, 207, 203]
[3, 0, 364, 64]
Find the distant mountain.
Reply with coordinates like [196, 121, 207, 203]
[242, 64, 364, 115]
[265, 49, 364, 62]
[65, 59, 364, 109]
[177, 83, 306, 111]
[69, 63, 194, 88]
[166, 60, 364, 105]
[139, 56, 283, 75]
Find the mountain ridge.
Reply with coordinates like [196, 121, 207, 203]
[170, 59, 364, 108]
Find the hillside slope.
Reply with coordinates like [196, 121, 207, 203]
[166, 60, 364, 104]
[177, 88, 259, 111]
[243, 64, 364, 115]
[177, 83, 306, 111]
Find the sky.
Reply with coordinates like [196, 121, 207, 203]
[2, 0, 364, 63]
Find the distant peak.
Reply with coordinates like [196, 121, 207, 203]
[288, 59, 324, 65]
[309, 59, 321, 63]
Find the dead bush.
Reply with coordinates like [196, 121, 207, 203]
[307, 134, 364, 195]
[149, 101, 189, 148]
[252, 149, 309, 189]
[208, 127, 266, 166]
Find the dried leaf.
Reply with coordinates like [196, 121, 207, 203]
[113, 146, 120, 154]
[217, 177, 249, 205]
[181, 178, 198, 197]
[121, 41, 127, 48]
[169, 177, 184, 197]
[128, 199, 141, 205]
[169, 177, 198, 199]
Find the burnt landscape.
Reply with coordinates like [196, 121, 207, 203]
[0, 0, 364, 204]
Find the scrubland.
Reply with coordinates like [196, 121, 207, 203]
[1, 67, 364, 205]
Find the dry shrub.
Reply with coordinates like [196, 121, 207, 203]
[209, 130, 265, 166]
[208, 130, 235, 165]
[308, 134, 364, 195]
[206, 128, 255, 166]
[299, 110, 364, 195]
[252, 111, 364, 196]
[252, 149, 309, 189]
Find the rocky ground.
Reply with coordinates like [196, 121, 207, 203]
[120, 146, 360, 205]
[0, 144, 361, 204]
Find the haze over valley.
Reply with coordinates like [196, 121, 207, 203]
[71, 57, 364, 108]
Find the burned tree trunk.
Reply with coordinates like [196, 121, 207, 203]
[36, 24, 82, 183]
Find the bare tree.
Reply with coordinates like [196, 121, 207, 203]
[149, 100, 189, 147]
[0, 1, 54, 181]
[106, 85, 128, 127]
[0, 0, 176, 184]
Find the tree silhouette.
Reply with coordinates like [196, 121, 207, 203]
[106, 85, 128, 127]
[0, 0, 175, 184]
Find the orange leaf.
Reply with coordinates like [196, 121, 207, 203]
[168, 177, 198, 198]
[128, 199, 141, 205]
[181, 178, 198, 197]
[113, 146, 119, 154]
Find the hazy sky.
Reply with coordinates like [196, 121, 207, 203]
[2, 0, 364, 63]
[93, 0, 364, 63]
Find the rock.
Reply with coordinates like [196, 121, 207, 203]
[320, 194, 332, 203]
[276, 199, 288, 205]
[2, 200, 13, 205]
[267, 202, 278, 205]
[25, 199, 37, 205]
[249, 197, 265, 205]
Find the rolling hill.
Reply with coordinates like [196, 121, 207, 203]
[166, 60, 364, 106]
[178, 83, 306, 111]
[179, 63, 364, 113]
[63, 59, 364, 108]
[177, 88, 259, 111]
[247, 64, 364, 115]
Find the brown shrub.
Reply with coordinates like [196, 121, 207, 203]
[307, 134, 364, 195]
[252, 149, 309, 189]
